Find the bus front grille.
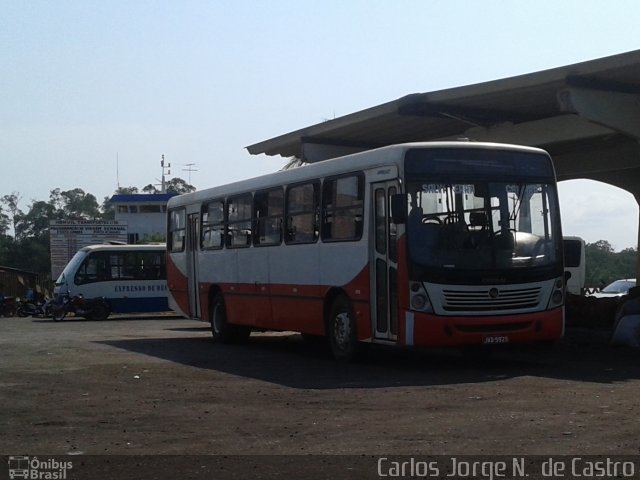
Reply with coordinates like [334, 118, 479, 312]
[441, 286, 542, 313]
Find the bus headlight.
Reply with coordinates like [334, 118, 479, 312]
[411, 294, 428, 310]
[410, 282, 433, 313]
[547, 276, 565, 309]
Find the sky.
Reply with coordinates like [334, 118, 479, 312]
[1, 0, 639, 250]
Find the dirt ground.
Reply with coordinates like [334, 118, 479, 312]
[0, 314, 639, 477]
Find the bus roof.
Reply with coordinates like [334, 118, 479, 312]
[78, 243, 166, 253]
[169, 141, 549, 208]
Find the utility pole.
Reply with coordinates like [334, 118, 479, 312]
[160, 155, 171, 193]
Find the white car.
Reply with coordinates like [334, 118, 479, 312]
[591, 278, 636, 298]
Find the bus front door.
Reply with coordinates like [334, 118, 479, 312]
[371, 181, 399, 341]
[186, 213, 200, 318]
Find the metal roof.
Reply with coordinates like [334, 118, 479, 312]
[110, 193, 178, 203]
[246, 49, 640, 192]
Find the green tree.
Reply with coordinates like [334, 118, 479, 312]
[101, 196, 116, 220]
[116, 186, 139, 194]
[165, 178, 195, 194]
[10, 196, 66, 273]
[48, 189, 65, 212]
[1, 177, 193, 274]
[0, 235, 14, 265]
[1, 192, 22, 239]
[13, 236, 51, 274]
[59, 188, 100, 219]
[584, 240, 637, 286]
[15, 200, 61, 240]
[0, 204, 10, 237]
[142, 178, 195, 194]
[614, 247, 637, 280]
[592, 240, 614, 253]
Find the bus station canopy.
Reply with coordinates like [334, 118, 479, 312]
[247, 50, 640, 196]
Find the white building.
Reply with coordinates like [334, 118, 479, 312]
[110, 193, 177, 243]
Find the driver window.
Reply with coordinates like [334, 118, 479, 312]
[75, 253, 109, 284]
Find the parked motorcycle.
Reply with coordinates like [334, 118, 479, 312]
[51, 294, 111, 322]
[16, 297, 54, 318]
[0, 296, 17, 317]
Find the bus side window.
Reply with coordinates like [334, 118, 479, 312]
[285, 182, 319, 244]
[322, 174, 364, 242]
[202, 200, 224, 249]
[75, 253, 109, 284]
[169, 209, 186, 252]
[123, 253, 137, 279]
[139, 252, 163, 279]
[254, 188, 283, 246]
[226, 193, 252, 248]
[75, 258, 93, 284]
[109, 253, 124, 280]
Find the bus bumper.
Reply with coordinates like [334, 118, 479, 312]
[402, 307, 564, 347]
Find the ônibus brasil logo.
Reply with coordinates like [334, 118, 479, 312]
[8, 456, 73, 479]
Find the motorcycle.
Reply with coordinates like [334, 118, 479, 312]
[16, 297, 54, 318]
[0, 296, 17, 317]
[51, 294, 111, 322]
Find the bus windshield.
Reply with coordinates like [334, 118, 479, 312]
[404, 149, 562, 279]
[55, 248, 88, 286]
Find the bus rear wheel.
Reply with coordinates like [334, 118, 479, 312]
[86, 302, 110, 321]
[327, 295, 359, 362]
[210, 293, 249, 344]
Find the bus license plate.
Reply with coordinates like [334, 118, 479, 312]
[483, 335, 509, 345]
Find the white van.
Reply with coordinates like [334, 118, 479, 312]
[54, 244, 169, 316]
[563, 236, 586, 295]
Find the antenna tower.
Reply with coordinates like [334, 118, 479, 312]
[116, 153, 120, 189]
[160, 154, 171, 193]
[181, 163, 198, 184]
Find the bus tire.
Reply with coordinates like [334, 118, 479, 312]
[87, 302, 110, 321]
[210, 293, 249, 344]
[327, 295, 359, 361]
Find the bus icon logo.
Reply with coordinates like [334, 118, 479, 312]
[8, 456, 30, 479]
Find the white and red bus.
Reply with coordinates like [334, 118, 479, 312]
[167, 142, 565, 360]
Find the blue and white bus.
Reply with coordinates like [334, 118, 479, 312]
[54, 244, 169, 317]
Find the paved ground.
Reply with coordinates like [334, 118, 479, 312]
[0, 314, 638, 477]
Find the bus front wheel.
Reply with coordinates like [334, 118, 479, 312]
[327, 295, 359, 361]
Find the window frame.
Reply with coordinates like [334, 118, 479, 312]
[74, 250, 166, 284]
[253, 187, 284, 247]
[321, 172, 365, 243]
[201, 199, 225, 250]
[168, 208, 186, 253]
[284, 181, 320, 245]
[140, 204, 162, 213]
[226, 193, 253, 249]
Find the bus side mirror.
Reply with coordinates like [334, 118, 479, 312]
[390, 194, 407, 224]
